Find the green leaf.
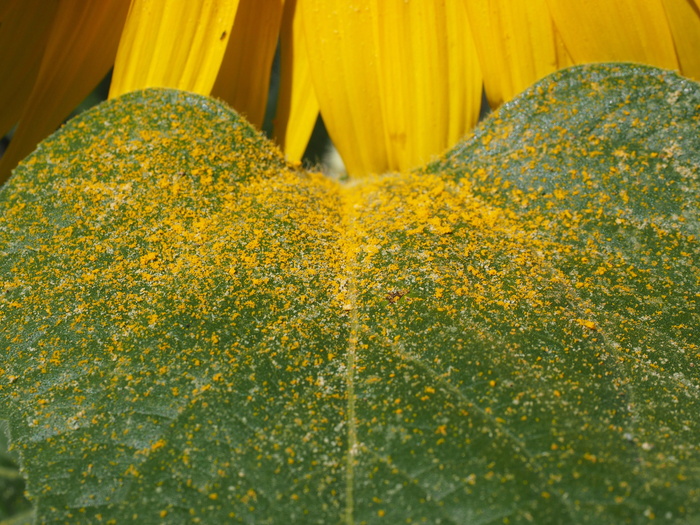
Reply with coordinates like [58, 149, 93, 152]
[1, 63, 699, 523]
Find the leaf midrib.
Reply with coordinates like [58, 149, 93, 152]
[340, 187, 360, 525]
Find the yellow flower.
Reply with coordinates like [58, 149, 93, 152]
[1, 0, 699, 183]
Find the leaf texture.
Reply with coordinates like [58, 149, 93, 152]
[1, 64, 699, 523]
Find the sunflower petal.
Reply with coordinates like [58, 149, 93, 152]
[464, 0, 565, 108]
[0, 0, 59, 137]
[373, 0, 483, 172]
[0, 0, 130, 185]
[298, 0, 385, 175]
[300, 0, 482, 175]
[0, 1, 11, 18]
[660, 0, 700, 80]
[211, 0, 284, 129]
[273, 0, 319, 163]
[109, 0, 239, 99]
[545, 0, 679, 69]
[553, 24, 575, 72]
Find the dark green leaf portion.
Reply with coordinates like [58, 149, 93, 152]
[427, 64, 700, 395]
[0, 90, 351, 523]
[0, 427, 30, 521]
[416, 63, 700, 521]
[432, 63, 700, 235]
[345, 170, 698, 523]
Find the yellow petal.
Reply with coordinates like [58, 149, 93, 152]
[298, 0, 385, 175]
[660, 0, 700, 80]
[442, 1, 486, 146]
[0, 0, 130, 185]
[109, 0, 239, 99]
[0, 0, 60, 137]
[211, 0, 284, 128]
[373, 0, 482, 172]
[553, 24, 575, 72]
[545, 0, 679, 69]
[464, 0, 565, 108]
[300, 0, 482, 176]
[273, 0, 320, 163]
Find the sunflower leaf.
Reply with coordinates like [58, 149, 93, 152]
[1, 63, 699, 523]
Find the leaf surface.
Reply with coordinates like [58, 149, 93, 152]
[1, 64, 699, 523]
